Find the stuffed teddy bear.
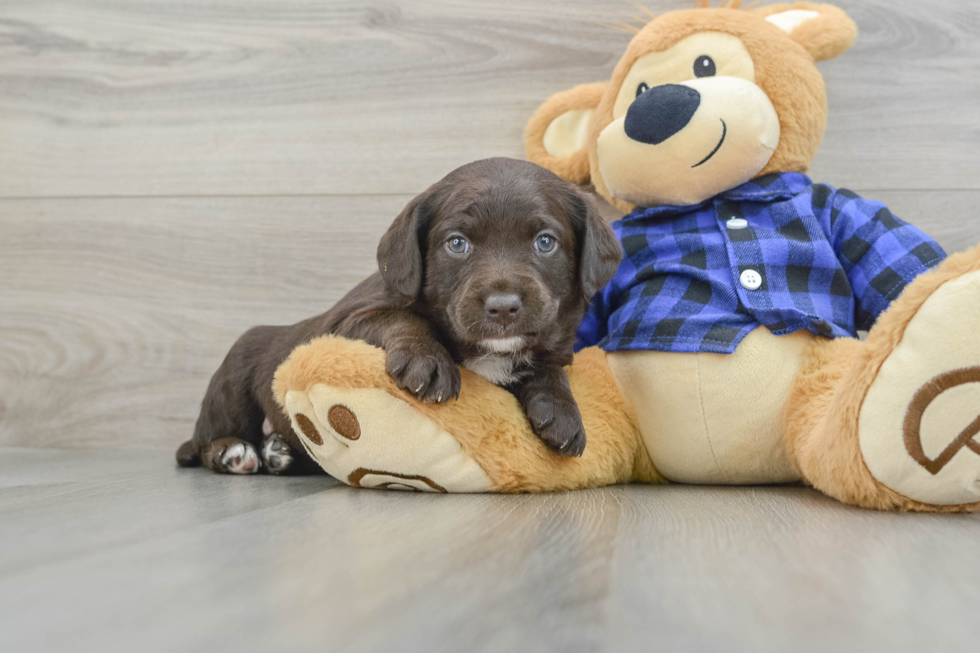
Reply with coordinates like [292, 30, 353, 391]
[272, 1, 980, 511]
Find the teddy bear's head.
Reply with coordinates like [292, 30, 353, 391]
[525, 1, 857, 212]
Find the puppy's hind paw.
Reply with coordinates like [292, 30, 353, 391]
[204, 438, 261, 474]
[261, 432, 294, 475]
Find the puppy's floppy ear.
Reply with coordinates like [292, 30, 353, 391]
[755, 2, 857, 62]
[564, 188, 622, 300]
[525, 82, 607, 186]
[377, 191, 432, 300]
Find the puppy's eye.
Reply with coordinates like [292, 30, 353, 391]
[694, 55, 716, 78]
[446, 236, 469, 255]
[635, 82, 650, 98]
[534, 234, 557, 254]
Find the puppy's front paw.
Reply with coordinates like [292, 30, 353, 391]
[385, 340, 461, 403]
[524, 391, 587, 457]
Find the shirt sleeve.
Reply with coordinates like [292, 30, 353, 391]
[575, 290, 610, 351]
[818, 187, 946, 330]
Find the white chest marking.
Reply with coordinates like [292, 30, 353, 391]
[463, 355, 522, 386]
[479, 337, 525, 354]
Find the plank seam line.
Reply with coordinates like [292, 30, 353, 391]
[0, 189, 977, 201]
[0, 193, 420, 201]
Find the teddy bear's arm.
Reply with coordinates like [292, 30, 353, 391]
[816, 187, 947, 330]
[274, 336, 662, 493]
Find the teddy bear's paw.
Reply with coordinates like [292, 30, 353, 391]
[859, 269, 980, 506]
[281, 384, 493, 493]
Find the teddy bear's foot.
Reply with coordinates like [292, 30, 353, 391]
[789, 247, 980, 511]
[281, 384, 493, 493]
[858, 266, 980, 507]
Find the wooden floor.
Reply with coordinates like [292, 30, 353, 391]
[2, 1, 980, 651]
[1, 448, 978, 653]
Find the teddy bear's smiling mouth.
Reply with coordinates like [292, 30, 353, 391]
[692, 119, 727, 168]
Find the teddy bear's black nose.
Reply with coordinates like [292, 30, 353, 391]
[624, 84, 701, 145]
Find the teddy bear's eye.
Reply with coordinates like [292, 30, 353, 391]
[635, 82, 650, 98]
[694, 55, 716, 78]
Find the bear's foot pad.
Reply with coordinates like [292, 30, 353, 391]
[860, 269, 980, 506]
[283, 385, 493, 493]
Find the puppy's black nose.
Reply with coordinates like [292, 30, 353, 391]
[624, 84, 701, 145]
[484, 294, 522, 327]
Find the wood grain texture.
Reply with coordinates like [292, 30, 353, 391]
[1, 0, 979, 197]
[1, 448, 978, 653]
[0, 194, 409, 449]
[2, 190, 980, 450]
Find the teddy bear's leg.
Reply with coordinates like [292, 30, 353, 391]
[272, 337, 661, 493]
[785, 245, 980, 511]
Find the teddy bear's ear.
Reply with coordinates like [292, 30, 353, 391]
[524, 82, 606, 185]
[754, 2, 857, 62]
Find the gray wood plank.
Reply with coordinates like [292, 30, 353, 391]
[1, 0, 978, 198]
[0, 194, 408, 449]
[0, 448, 338, 575]
[0, 448, 978, 653]
[2, 191, 978, 450]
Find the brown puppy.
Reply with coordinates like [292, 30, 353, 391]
[176, 158, 622, 474]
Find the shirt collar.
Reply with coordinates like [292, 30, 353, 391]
[621, 172, 813, 221]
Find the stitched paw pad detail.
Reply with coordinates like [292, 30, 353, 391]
[860, 270, 980, 505]
[283, 385, 492, 493]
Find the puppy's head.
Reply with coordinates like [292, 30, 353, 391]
[377, 158, 621, 358]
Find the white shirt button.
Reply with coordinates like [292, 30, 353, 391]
[740, 269, 762, 290]
[726, 217, 748, 230]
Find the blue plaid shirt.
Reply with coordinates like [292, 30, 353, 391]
[576, 173, 945, 354]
